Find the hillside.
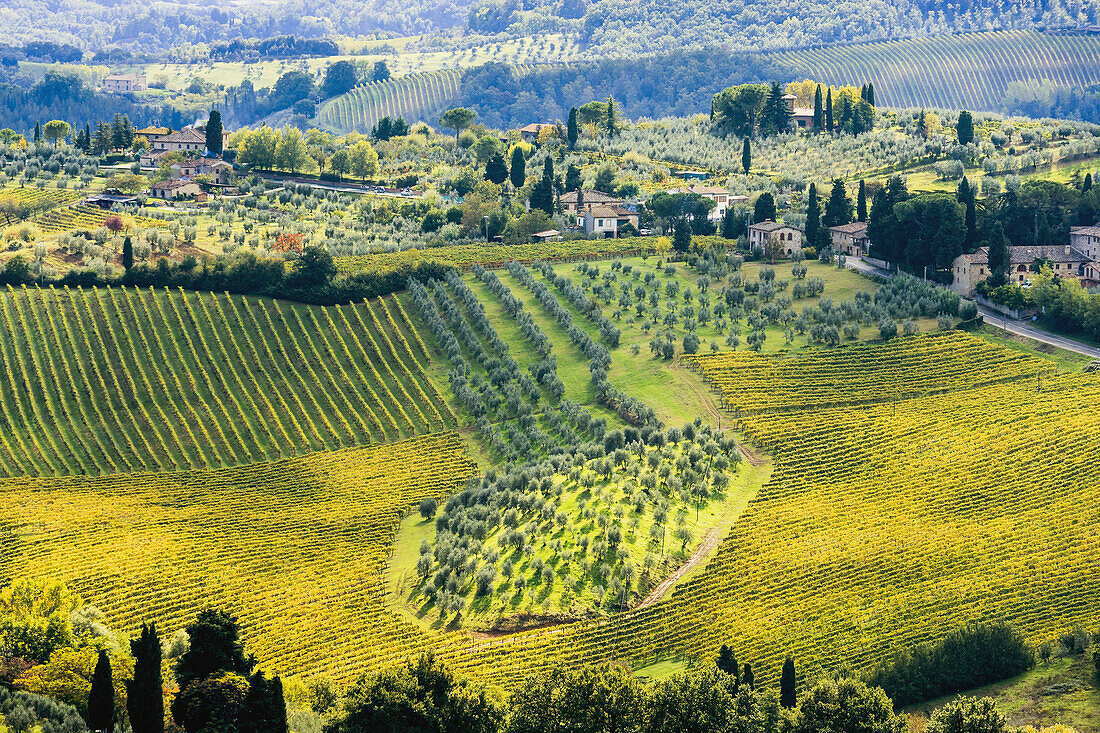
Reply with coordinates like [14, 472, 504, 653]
[773, 30, 1100, 114]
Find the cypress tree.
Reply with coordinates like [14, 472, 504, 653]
[867, 82, 876, 106]
[509, 147, 526, 189]
[206, 110, 224, 156]
[87, 650, 114, 732]
[34, 121, 41, 143]
[986, 220, 1010, 287]
[805, 183, 823, 250]
[567, 106, 579, 149]
[753, 192, 776, 224]
[672, 217, 692, 254]
[780, 656, 796, 708]
[857, 179, 868, 222]
[1082, 172, 1092, 193]
[742, 137, 751, 175]
[813, 85, 823, 131]
[127, 623, 163, 733]
[825, 88, 833, 132]
[605, 96, 618, 137]
[716, 644, 738, 678]
[239, 672, 289, 733]
[957, 178, 977, 247]
[742, 664, 755, 690]
[860, 84, 868, 102]
[122, 236, 134, 273]
[957, 110, 974, 146]
[576, 187, 584, 213]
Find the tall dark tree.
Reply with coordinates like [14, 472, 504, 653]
[564, 163, 582, 193]
[529, 156, 555, 215]
[742, 137, 751, 175]
[805, 183, 825, 250]
[672, 217, 692, 254]
[485, 153, 508, 185]
[957, 177, 977, 248]
[716, 645, 738, 678]
[87, 650, 113, 732]
[956, 110, 974, 146]
[1084, 172, 1093, 193]
[509, 147, 526, 189]
[753, 192, 776, 223]
[239, 672, 289, 733]
[567, 106, 579, 149]
[742, 664, 755, 691]
[205, 110, 223, 156]
[322, 60, 359, 98]
[34, 121, 41, 144]
[576, 187, 584, 213]
[761, 81, 791, 135]
[867, 174, 911, 263]
[986, 220, 1011, 287]
[857, 179, 868, 222]
[127, 622, 163, 733]
[174, 609, 255, 691]
[866, 82, 876, 106]
[824, 179, 853, 227]
[606, 95, 619, 137]
[122, 236, 134, 272]
[825, 88, 833, 132]
[781, 656, 797, 708]
[813, 85, 823, 131]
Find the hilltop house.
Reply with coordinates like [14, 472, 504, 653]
[103, 73, 147, 92]
[139, 125, 231, 166]
[748, 220, 803, 257]
[668, 184, 746, 221]
[171, 158, 234, 185]
[583, 205, 640, 238]
[518, 123, 555, 143]
[561, 189, 623, 216]
[783, 94, 816, 130]
[951, 244, 1094, 296]
[830, 221, 870, 256]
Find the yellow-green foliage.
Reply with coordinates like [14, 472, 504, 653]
[0, 286, 455, 476]
[0, 432, 476, 682]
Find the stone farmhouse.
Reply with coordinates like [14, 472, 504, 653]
[582, 205, 641, 238]
[561, 189, 624, 216]
[783, 94, 816, 130]
[518, 123, 555, 143]
[170, 158, 234, 185]
[748, 220, 804, 257]
[138, 126, 230, 166]
[830, 221, 870, 256]
[1071, 226, 1100, 285]
[951, 244, 1095, 296]
[150, 179, 204, 201]
[103, 73, 146, 92]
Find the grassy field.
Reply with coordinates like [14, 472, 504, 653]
[773, 30, 1100, 113]
[0, 286, 455, 476]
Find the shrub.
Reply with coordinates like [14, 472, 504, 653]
[419, 497, 438, 520]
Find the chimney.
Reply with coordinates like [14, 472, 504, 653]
[1066, 245, 1071, 255]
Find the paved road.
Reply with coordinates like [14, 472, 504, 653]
[843, 257, 1100, 360]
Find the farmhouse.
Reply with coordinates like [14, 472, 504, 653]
[517, 123, 554, 142]
[150, 179, 204, 201]
[1071, 226, 1100, 285]
[668, 184, 746, 221]
[561, 189, 623, 216]
[748, 220, 803, 256]
[103, 73, 147, 92]
[830, 221, 870, 256]
[951, 244, 1094, 295]
[171, 158, 234, 185]
[783, 94, 816, 130]
[583, 205, 640, 238]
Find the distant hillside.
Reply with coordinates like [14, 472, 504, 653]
[774, 30, 1100, 116]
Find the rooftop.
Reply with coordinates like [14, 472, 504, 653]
[961, 245, 1092, 265]
[749, 219, 800, 232]
[830, 221, 869, 234]
[561, 189, 622, 204]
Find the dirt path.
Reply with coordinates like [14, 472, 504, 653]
[670, 359, 726, 427]
[637, 518, 727, 609]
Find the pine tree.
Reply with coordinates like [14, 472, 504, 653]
[127, 623, 163, 733]
[857, 179, 868, 222]
[239, 672, 289, 733]
[780, 656, 796, 708]
[509, 147, 526, 189]
[825, 89, 833, 132]
[87, 650, 114, 732]
[813, 85, 823, 131]
[716, 645, 738, 678]
[206, 110, 224, 156]
[485, 153, 508, 185]
[567, 107, 579, 149]
[956, 110, 974, 146]
[742, 137, 751, 175]
[763, 81, 791, 135]
[122, 236, 134, 272]
[742, 664, 755, 690]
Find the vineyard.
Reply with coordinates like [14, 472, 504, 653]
[688, 331, 1051, 414]
[32, 204, 168, 235]
[334, 237, 670, 275]
[0, 285, 456, 477]
[775, 30, 1100, 112]
[0, 187, 81, 217]
[0, 432, 477, 682]
[316, 70, 463, 136]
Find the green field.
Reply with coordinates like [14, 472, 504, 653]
[774, 30, 1100, 112]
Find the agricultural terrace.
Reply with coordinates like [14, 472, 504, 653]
[773, 30, 1100, 113]
[688, 330, 1051, 414]
[0, 285, 454, 476]
[0, 432, 477, 682]
[412, 334, 1100, 689]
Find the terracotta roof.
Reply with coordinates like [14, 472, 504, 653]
[151, 179, 198, 190]
[749, 220, 800, 232]
[160, 127, 206, 144]
[1071, 226, 1100, 237]
[961, 245, 1092, 265]
[518, 123, 553, 133]
[830, 221, 869, 235]
[587, 206, 624, 217]
[688, 185, 731, 196]
[562, 189, 621, 204]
